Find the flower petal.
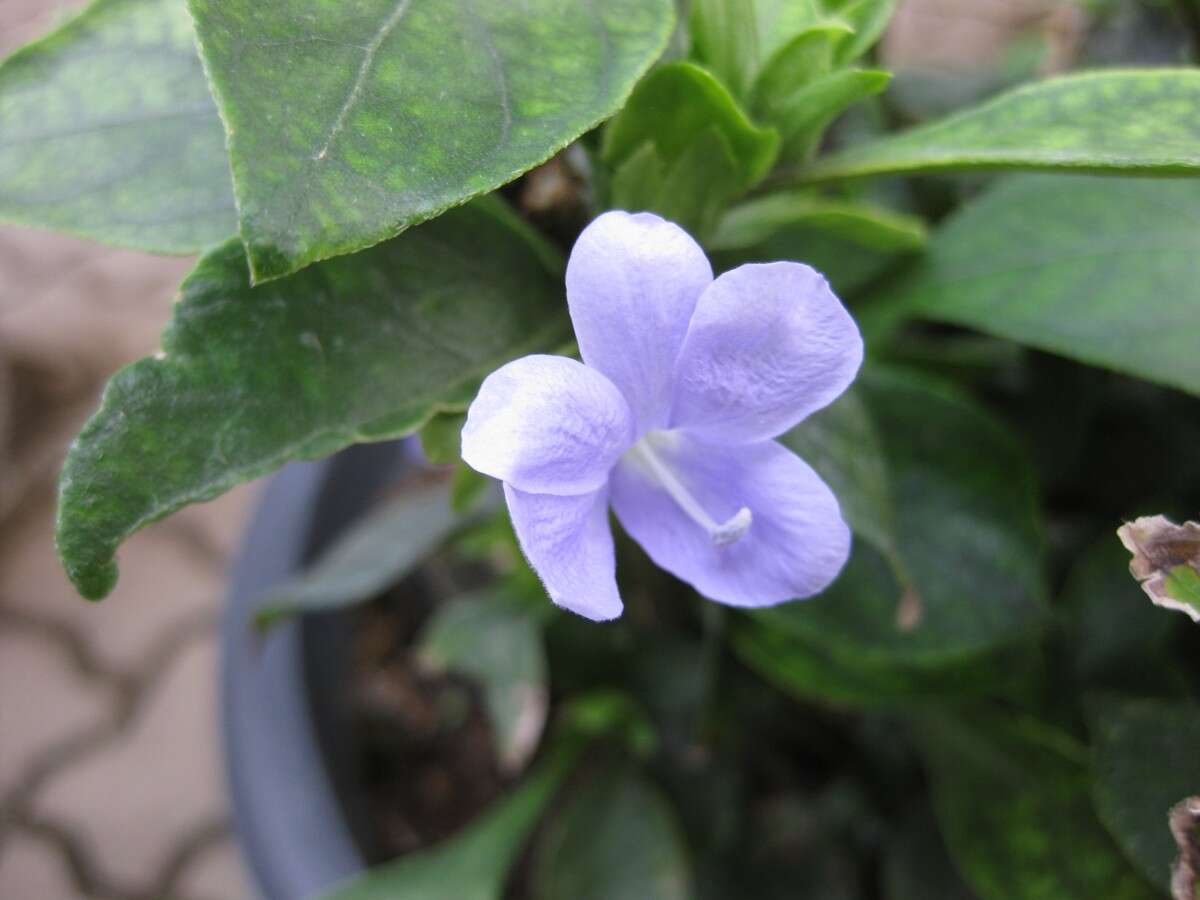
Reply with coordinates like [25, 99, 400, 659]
[462, 355, 634, 496]
[610, 433, 850, 607]
[504, 484, 622, 621]
[670, 262, 863, 443]
[566, 211, 713, 434]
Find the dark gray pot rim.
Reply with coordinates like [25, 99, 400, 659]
[221, 441, 410, 900]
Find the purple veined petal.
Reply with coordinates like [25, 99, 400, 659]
[504, 484, 623, 622]
[566, 211, 713, 435]
[462, 354, 635, 496]
[669, 262, 863, 443]
[610, 432, 850, 607]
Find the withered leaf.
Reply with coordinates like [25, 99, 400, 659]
[1117, 516, 1200, 623]
[1170, 796, 1200, 900]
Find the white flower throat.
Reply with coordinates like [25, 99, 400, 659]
[625, 431, 752, 547]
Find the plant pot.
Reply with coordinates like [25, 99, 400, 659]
[221, 441, 410, 900]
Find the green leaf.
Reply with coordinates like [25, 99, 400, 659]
[188, 0, 674, 282]
[255, 473, 466, 629]
[603, 61, 780, 191]
[420, 411, 467, 466]
[827, 0, 896, 65]
[737, 370, 1046, 705]
[0, 0, 235, 253]
[1165, 566, 1200, 615]
[749, 22, 854, 114]
[1089, 698, 1200, 893]
[710, 192, 927, 253]
[780, 387, 895, 561]
[772, 68, 892, 161]
[611, 127, 744, 241]
[689, 0, 831, 98]
[802, 70, 1200, 182]
[1059, 538, 1188, 697]
[924, 713, 1158, 900]
[418, 591, 549, 773]
[875, 175, 1200, 396]
[688, 0, 760, 98]
[56, 199, 567, 600]
[883, 805, 976, 900]
[323, 741, 579, 900]
[532, 765, 692, 900]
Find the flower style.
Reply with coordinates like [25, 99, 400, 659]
[461, 211, 863, 621]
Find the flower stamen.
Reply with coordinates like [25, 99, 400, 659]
[628, 438, 752, 547]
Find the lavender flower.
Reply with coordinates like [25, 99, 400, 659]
[461, 211, 863, 621]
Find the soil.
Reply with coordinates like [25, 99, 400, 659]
[346, 578, 512, 864]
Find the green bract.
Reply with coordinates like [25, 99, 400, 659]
[187, 0, 675, 281]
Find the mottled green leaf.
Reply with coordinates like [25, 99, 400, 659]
[877, 175, 1200, 396]
[1090, 698, 1200, 893]
[323, 743, 579, 900]
[188, 0, 674, 282]
[603, 61, 780, 191]
[419, 591, 549, 773]
[532, 765, 692, 900]
[802, 70, 1200, 182]
[0, 0, 235, 253]
[56, 200, 566, 600]
[924, 713, 1157, 900]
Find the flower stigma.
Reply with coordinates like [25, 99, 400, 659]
[625, 432, 752, 547]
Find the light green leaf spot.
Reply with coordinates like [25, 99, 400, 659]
[0, 0, 235, 253]
[188, 0, 675, 282]
[802, 70, 1200, 181]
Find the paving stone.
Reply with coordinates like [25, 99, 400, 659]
[169, 482, 264, 566]
[883, 0, 1086, 72]
[0, 491, 225, 673]
[176, 834, 254, 900]
[0, 628, 114, 800]
[0, 830, 79, 899]
[34, 638, 228, 891]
